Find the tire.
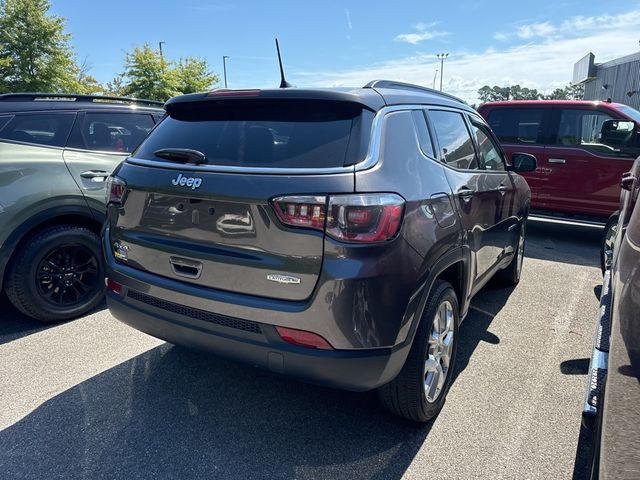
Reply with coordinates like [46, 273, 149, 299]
[377, 280, 459, 422]
[600, 213, 618, 275]
[499, 219, 526, 285]
[5, 225, 105, 323]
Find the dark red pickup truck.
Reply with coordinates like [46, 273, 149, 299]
[478, 100, 640, 219]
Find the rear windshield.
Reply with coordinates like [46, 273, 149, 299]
[133, 99, 367, 168]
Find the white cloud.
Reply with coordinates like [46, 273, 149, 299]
[394, 21, 449, 44]
[296, 8, 640, 105]
[344, 8, 352, 30]
[516, 21, 557, 39]
[493, 31, 509, 41]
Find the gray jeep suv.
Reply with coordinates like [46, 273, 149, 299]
[104, 81, 536, 421]
[0, 93, 164, 322]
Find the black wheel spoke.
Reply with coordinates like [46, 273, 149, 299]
[36, 244, 100, 308]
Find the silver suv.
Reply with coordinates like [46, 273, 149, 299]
[0, 93, 164, 322]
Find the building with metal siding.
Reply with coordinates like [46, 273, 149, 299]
[574, 52, 640, 109]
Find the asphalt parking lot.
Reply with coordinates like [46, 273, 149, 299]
[0, 219, 602, 480]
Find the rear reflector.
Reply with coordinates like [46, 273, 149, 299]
[105, 278, 123, 295]
[276, 326, 334, 350]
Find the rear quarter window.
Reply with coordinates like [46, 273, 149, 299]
[134, 99, 369, 169]
[486, 108, 544, 144]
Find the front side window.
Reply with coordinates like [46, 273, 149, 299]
[555, 108, 637, 157]
[486, 108, 544, 144]
[429, 110, 477, 170]
[67, 112, 155, 153]
[0, 112, 75, 147]
[470, 121, 506, 171]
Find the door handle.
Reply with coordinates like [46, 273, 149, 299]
[548, 158, 566, 164]
[497, 184, 508, 195]
[458, 187, 474, 202]
[80, 170, 110, 182]
[170, 256, 203, 279]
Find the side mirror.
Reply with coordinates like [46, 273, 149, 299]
[600, 119, 635, 146]
[508, 153, 537, 173]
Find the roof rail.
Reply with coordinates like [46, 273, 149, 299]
[363, 80, 466, 104]
[0, 92, 164, 107]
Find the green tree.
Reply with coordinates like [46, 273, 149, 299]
[119, 44, 178, 101]
[0, 0, 84, 93]
[174, 57, 218, 94]
[118, 44, 218, 101]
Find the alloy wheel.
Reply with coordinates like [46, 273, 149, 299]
[424, 300, 455, 403]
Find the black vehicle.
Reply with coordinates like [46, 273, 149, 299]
[0, 93, 164, 322]
[583, 156, 640, 478]
[103, 81, 536, 421]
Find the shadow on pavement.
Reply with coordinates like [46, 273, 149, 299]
[0, 283, 518, 480]
[526, 219, 601, 268]
[0, 293, 106, 345]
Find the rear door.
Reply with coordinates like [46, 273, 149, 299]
[483, 106, 548, 207]
[63, 111, 156, 213]
[428, 109, 506, 283]
[539, 107, 639, 217]
[109, 98, 366, 301]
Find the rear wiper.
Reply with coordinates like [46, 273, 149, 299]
[153, 148, 208, 165]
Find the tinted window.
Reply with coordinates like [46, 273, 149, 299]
[68, 112, 155, 153]
[412, 110, 435, 158]
[136, 100, 363, 169]
[471, 121, 506, 171]
[554, 108, 637, 157]
[618, 105, 640, 123]
[429, 110, 477, 170]
[0, 113, 75, 147]
[486, 108, 544, 144]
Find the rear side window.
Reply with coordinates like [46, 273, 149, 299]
[0, 115, 13, 131]
[67, 112, 155, 153]
[134, 100, 366, 169]
[0, 112, 75, 147]
[486, 108, 544, 144]
[429, 110, 477, 170]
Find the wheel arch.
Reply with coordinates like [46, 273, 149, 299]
[0, 205, 104, 292]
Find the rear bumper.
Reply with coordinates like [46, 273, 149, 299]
[106, 289, 410, 391]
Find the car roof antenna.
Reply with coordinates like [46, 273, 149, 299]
[275, 38, 294, 88]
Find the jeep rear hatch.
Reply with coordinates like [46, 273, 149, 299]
[109, 96, 374, 301]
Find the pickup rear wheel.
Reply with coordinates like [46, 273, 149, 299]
[5, 225, 104, 323]
[377, 280, 459, 422]
[600, 213, 618, 275]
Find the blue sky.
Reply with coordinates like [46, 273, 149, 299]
[52, 0, 640, 103]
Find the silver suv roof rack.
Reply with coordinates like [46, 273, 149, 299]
[0, 92, 163, 107]
[363, 80, 465, 104]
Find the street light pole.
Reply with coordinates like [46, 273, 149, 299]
[436, 53, 449, 91]
[222, 56, 230, 88]
[159, 42, 166, 72]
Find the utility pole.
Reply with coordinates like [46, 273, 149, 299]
[433, 69, 438, 89]
[222, 56, 230, 88]
[159, 42, 166, 72]
[436, 53, 449, 91]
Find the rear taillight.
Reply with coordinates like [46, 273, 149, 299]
[272, 196, 327, 230]
[105, 175, 126, 205]
[270, 193, 404, 243]
[326, 194, 404, 242]
[276, 326, 334, 350]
